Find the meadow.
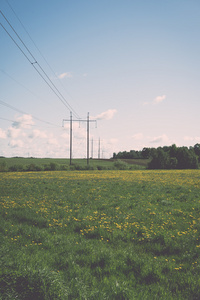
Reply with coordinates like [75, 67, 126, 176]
[1, 170, 200, 299]
[0, 157, 147, 172]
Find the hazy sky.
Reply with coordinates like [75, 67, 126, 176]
[1, 0, 200, 158]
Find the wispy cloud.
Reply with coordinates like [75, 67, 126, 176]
[12, 114, 34, 129]
[92, 109, 117, 120]
[153, 95, 166, 104]
[28, 129, 47, 139]
[143, 95, 166, 106]
[132, 133, 143, 140]
[58, 72, 73, 79]
[47, 138, 58, 145]
[150, 134, 169, 144]
[9, 139, 24, 148]
[7, 127, 21, 138]
[184, 136, 200, 142]
[0, 128, 6, 139]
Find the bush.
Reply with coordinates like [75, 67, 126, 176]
[26, 164, 42, 171]
[43, 163, 58, 171]
[97, 165, 104, 170]
[0, 162, 6, 172]
[8, 164, 24, 172]
[50, 162, 57, 171]
[114, 160, 129, 170]
[60, 165, 68, 170]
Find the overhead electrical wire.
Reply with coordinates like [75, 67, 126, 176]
[0, 116, 37, 127]
[0, 68, 42, 100]
[0, 9, 80, 119]
[5, 0, 78, 108]
[0, 99, 61, 127]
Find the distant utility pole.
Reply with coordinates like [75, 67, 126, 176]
[98, 137, 101, 159]
[62, 112, 96, 165]
[70, 111, 72, 165]
[91, 137, 93, 159]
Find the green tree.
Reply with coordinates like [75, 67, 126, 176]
[148, 148, 170, 169]
[176, 147, 198, 169]
[141, 147, 151, 159]
[193, 144, 200, 162]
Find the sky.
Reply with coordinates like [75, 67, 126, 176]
[0, 0, 200, 158]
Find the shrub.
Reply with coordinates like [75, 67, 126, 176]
[26, 164, 42, 171]
[8, 164, 24, 172]
[50, 162, 57, 171]
[0, 162, 6, 172]
[114, 160, 129, 170]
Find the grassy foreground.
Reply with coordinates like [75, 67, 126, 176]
[1, 170, 200, 299]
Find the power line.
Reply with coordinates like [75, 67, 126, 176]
[0, 68, 40, 99]
[0, 9, 80, 119]
[5, 0, 78, 108]
[0, 99, 60, 127]
[0, 116, 36, 127]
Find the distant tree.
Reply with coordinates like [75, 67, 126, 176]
[169, 144, 177, 157]
[112, 150, 142, 159]
[176, 147, 198, 169]
[141, 147, 151, 159]
[148, 148, 170, 169]
[113, 144, 199, 169]
[193, 144, 200, 161]
[113, 152, 117, 159]
[169, 157, 178, 169]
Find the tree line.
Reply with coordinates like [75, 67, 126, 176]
[112, 144, 200, 169]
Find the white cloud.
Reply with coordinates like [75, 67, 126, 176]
[153, 95, 166, 104]
[108, 138, 118, 144]
[47, 138, 58, 145]
[61, 131, 69, 139]
[7, 127, 21, 138]
[12, 114, 34, 129]
[184, 136, 200, 142]
[58, 72, 73, 79]
[28, 129, 47, 139]
[0, 128, 6, 139]
[9, 139, 24, 148]
[73, 123, 86, 140]
[132, 133, 143, 140]
[92, 109, 117, 120]
[143, 95, 166, 106]
[150, 134, 169, 144]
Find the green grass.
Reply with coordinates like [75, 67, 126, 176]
[0, 157, 147, 171]
[1, 170, 200, 299]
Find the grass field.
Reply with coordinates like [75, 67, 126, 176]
[0, 157, 148, 171]
[1, 170, 200, 299]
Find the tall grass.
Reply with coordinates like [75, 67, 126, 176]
[1, 170, 200, 299]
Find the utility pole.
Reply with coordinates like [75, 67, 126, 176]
[62, 112, 96, 165]
[70, 112, 72, 165]
[98, 137, 100, 159]
[87, 112, 89, 165]
[91, 137, 93, 159]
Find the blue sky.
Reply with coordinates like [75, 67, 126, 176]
[0, 0, 200, 158]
